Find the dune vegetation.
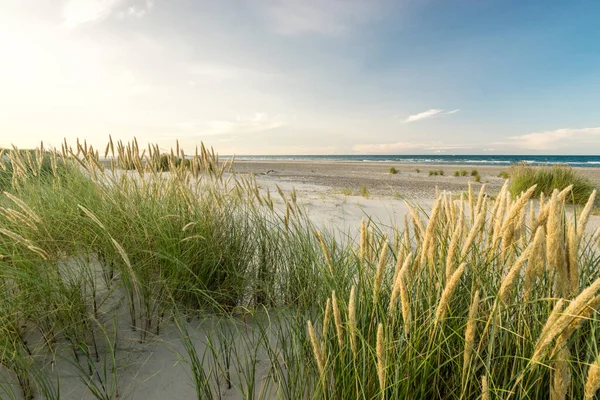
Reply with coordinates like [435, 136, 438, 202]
[508, 163, 597, 206]
[1, 140, 600, 399]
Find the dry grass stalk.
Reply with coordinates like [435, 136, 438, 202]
[421, 197, 442, 267]
[558, 184, 573, 202]
[322, 298, 332, 355]
[3, 192, 42, 224]
[446, 209, 464, 280]
[475, 184, 486, 218]
[498, 243, 533, 303]
[468, 183, 474, 223]
[399, 273, 411, 334]
[435, 263, 465, 326]
[500, 185, 537, 260]
[490, 188, 507, 250]
[349, 286, 357, 358]
[373, 238, 389, 308]
[376, 323, 386, 398]
[555, 294, 600, 353]
[389, 255, 411, 317]
[407, 203, 425, 243]
[577, 190, 597, 240]
[0, 228, 49, 259]
[308, 320, 326, 376]
[524, 227, 546, 299]
[461, 210, 486, 257]
[482, 375, 490, 400]
[462, 290, 480, 379]
[317, 231, 335, 277]
[534, 277, 600, 363]
[546, 190, 567, 296]
[360, 218, 366, 263]
[566, 222, 578, 296]
[585, 353, 600, 400]
[392, 244, 407, 287]
[331, 291, 344, 349]
[550, 345, 570, 400]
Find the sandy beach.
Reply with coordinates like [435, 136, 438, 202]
[233, 160, 600, 199]
[235, 160, 600, 237]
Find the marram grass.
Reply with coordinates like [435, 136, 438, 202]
[0, 139, 599, 399]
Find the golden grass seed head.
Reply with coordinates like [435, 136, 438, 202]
[577, 189, 597, 240]
[331, 291, 344, 349]
[585, 353, 600, 400]
[349, 286, 357, 358]
[435, 263, 465, 325]
[376, 323, 386, 397]
[463, 290, 480, 376]
[322, 298, 332, 355]
[482, 375, 490, 400]
[307, 320, 326, 376]
[534, 277, 600, 363]
[373, 237, 389, 308]
[550, 345, 570, 400]
[498, 244, 533, 303]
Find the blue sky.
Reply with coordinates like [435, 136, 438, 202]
[1, 0, 600, 154]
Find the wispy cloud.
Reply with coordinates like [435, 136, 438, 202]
[404, 108, 459, 123]
[63, 0, 153, 28]
[62, 0, 123, 28]
[251, 0, 389, 36]
[352, 141, 472, 154]
[507, 127, 600, 149]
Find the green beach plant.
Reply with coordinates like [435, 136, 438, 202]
[508, 163, 597, 204]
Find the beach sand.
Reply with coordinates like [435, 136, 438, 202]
[238, 160, 600, 236]
[234, 160, 600, 199]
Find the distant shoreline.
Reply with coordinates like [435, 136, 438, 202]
[221, 154, 600, 168]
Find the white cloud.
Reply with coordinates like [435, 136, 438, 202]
[64, 0, 154, 28]
[252, 0, 388, 36]
[508, 127, 600, 149]
[62, 0, 124, 28]
[352, 141, 472, 154]
[404, 109, 443, 123]
[403, 108, 459, 123]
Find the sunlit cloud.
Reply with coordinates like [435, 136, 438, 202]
[507, 127, 600, 149]
[62, 0, 124, 28]
[63, 0, 153, 28]
[352, 141, 472, 154]
[404, 108, 459, 123]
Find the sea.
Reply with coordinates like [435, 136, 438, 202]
[229, 155, 600, 168]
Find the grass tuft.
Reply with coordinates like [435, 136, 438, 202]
[508, 164, 597, 204]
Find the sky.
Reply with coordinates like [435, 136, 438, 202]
[1, 0, 600, 155]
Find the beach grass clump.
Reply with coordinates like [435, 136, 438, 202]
[498, 171, 510, 179]
[1, 139, 600, 399]
[429, 169, 444, 176]
[508, 163, 596, 204]
[389, 167, 398, 174]
[471, 169, 479, 176]
[360, 185, 369, 197]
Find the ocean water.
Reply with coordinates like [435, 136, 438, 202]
[230, 155, 600, 168]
